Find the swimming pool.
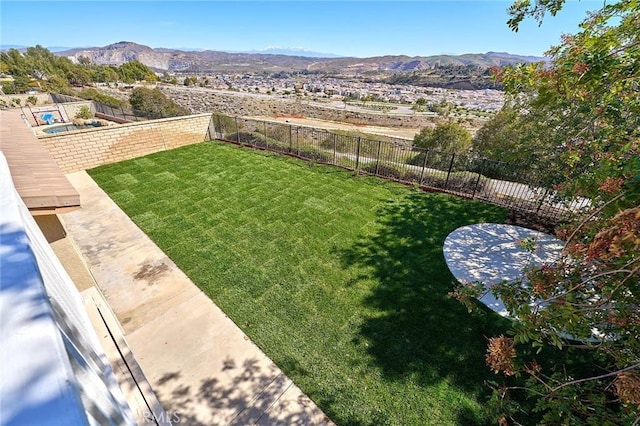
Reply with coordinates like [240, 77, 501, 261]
[41, 123, 101, 134]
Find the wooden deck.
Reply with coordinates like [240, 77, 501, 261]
[0, 110, 80, 214]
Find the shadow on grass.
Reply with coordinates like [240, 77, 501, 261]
[340, 192, 511, 424]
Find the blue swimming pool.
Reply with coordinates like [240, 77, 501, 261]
[41, 123, 101, 134]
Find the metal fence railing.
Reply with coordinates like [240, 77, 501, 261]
[50, 93, 85, 103]
[211, 113, 588, 222]
[52, 93, 185, 122]
[92, 102, 150, 122]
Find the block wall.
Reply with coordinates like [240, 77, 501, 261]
[39, 113, 213, 173]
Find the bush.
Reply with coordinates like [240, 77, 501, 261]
[361, 163, 404, 180]
[414, 122, 472, 153]
[422, 172, 489, 195]
[297, 148, 331, 163]
[213, 114, 237, 136]
[77, 87, 125, 108]
[360, 163, 422, 183]
[320, 131, 411, 163]
[75, 105, 93, 119]
[129, 87, 190, 118]
[468, 158, 517, 180]
[226, 131, 289, 151]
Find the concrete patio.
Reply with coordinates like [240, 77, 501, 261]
[59, 171, 333, 425]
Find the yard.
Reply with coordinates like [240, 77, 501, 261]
[89, 141, 512, 425]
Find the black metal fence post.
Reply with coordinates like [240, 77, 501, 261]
[333, 133, 337, 165]
[215, 114, 221, 139]
[375, 140, 382, 175]
[472, 158, 485, 198]
[419, 149, 429, 185]
[296, 127, 300, 156]
[264, 121, 268, 149]
[355, 137, 362, 171]
[235, 117, 240, 144]
[289, 124, 293, 153]
[536, 188, 550, 214]
[445, 153, 456, 189]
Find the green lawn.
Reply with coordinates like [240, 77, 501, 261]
[89, 141, 511, 425]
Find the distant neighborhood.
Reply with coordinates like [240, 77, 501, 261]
[185, 74, 505, 112]
[1, 42, 517, 123]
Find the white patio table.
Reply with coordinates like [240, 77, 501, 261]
[443, 223, 564, 317]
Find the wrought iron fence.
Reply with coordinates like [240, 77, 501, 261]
[212, 113, 588, 221]
[51, 93, 181, 122]
[92, 102, 150, 122]
[50, 93, 85, 103]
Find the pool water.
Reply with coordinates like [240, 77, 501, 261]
[42, 123, 100, 134]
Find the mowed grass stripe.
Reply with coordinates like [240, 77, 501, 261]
[89, 141, 510, 425]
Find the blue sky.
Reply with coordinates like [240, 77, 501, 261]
[1, 1, 601, 57]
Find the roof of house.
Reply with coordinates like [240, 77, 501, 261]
[0, 110, 80, 214]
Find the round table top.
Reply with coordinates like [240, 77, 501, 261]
[443, 223, 564, 316]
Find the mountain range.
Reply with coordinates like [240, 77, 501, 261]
[244, 47, 342, 58]
[50, 41, 545, 74]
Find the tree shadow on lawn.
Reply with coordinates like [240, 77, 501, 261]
[340, 192, 511, 422]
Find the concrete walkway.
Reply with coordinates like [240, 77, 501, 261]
[60, 171, 333, 426]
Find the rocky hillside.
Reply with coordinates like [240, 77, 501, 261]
[58, 42, 320, 72]
[308, 52, 546, 74]
[57, 41, 545, 74]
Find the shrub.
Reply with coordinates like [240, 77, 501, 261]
[361, 163, 404, 180]
[413, 122, 472, 153]
[213, 114, 238, 137]
[226, 131, 289, 151]
[77, 87, 125, 108]
[422, 172, 489, 195]
[297, 148, 331, 163]
[129, 87, 190, 118]
[75, 105, 93, 119]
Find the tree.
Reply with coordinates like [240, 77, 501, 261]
[76, 87, 126, 108]
[129, 87, 190, 118]
[413, 121, 472, 153]
[412, 97, 428, 112]
[75, 105, 93, 119]
[0, 49, 30, 77]
[471, 107, 558, 184]
[95, 66, 120, 84]
[24, 45, 57, 80]
[453, 1, 640, 424]
[1, 81, 16, 94]
[119, 60, 157, 83]
[12, 76, 31, 93]
[77, 55, 92, 66]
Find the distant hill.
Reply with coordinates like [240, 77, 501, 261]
[1, 44, 81, 52]
[55, 41, 546, 75]
[0, 44, 27, 51]
[56, 41, 322, 72]
[308, 52, 547, 74]
[245, 47, 342, 58]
